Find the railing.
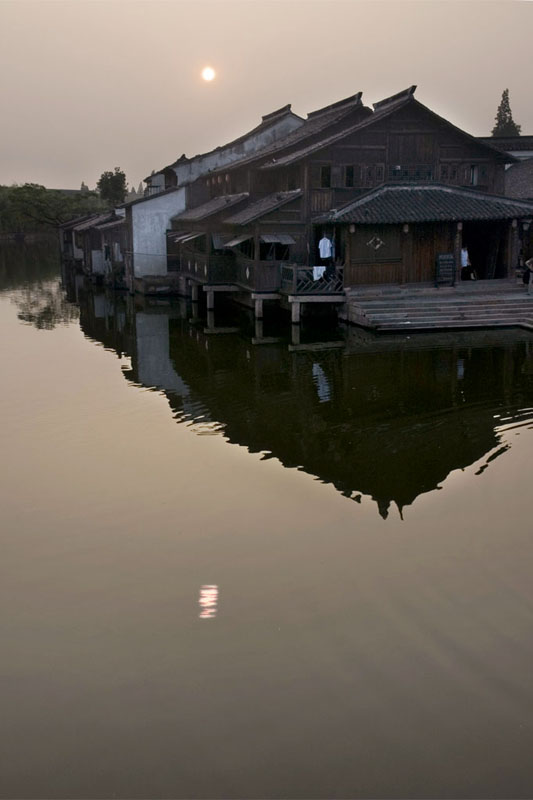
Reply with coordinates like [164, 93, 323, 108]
[235, 258, 281, 292]
[281, 263, 344, 294]
[176, 251, 236, 283]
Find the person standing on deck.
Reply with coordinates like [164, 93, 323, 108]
[526, 258, 533, 296]
[461, 246, 476, 280]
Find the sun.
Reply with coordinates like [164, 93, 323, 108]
[201, 66, 216, 82]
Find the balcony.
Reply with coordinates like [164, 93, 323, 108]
[280, 264, 344, 295]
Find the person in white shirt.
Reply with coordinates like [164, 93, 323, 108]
[525, 258, 533, 296]
[461, 246, 476, 280]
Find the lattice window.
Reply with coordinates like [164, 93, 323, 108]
[388, 164, 434, 181]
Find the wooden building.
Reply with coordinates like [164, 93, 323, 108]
[169, 86, 533, 314]
[317, 184, 533, 287]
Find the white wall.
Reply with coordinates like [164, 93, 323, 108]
[91, 249, 104, 274]
[173, 115, 303, 185]
[132, 188, 186, 276]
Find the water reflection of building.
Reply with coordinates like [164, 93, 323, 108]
[75, 289, 533, 519]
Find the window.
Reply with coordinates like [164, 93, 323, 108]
[320, 166, 331, 188]
[345, 166, 354, 187]
[388, 164, 434, 182]
[470, 165, 479, 186]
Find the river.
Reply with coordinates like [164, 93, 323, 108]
[1, 240, 533, 798]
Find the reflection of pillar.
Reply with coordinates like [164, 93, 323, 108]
[190, 283, 198, 302]
[254, 298, 263, 319]
[291, 301, 301, 324]
[255, 319, 263, 339]
[206, 290, 215, 310]
[291, 324, 301, 346]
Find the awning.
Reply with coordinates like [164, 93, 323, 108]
[180, 232, 206, 243]
[169, 231, 193, 243]
[212, 233, 231, 249]
[225, 234, 253, 247]
[260, 233, 296, 244]
[170, 231, 206, 244]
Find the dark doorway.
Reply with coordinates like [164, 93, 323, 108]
[462, 221, 506, 279]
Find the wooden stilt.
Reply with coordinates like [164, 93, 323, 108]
[291, 301, 301, 324]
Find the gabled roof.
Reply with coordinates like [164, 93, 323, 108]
[145, 103, 304, 181]
[95, 216, 127, 230]
[73, 212, 115, 232]
[260, 87, 514, 170]
[59, 212, 101, 230]
[119, 185, 181, 209]
[223, 190, 302, 225]
[171, 193, 249, 222]
[206, 92, 369, 177]
[316, 183, 533, 225]
[477, 135, 533, 152]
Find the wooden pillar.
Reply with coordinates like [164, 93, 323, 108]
[254, 298, 263, 319]
[206, 290, 215, 310]
[206, 310, 215, 330]
[291, 324, 301, 346]
[401, 223, 410, 285]
[190, 283, 199, 302]
[255, 319, 264, 340]
[454, 222, 463, 285]
[506, 219, 519, 280]
[291, 300, 301, 324]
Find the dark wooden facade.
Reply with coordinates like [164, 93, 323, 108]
[168, 87, 526, 293]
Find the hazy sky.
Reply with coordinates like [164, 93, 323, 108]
[1, 0, 531, 190]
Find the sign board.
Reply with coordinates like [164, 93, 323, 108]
[435, 253, 455, 286]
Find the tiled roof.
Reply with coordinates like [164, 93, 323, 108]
[59, 213, 101, 230]
[119, 186, 181, 209]
[73, 213, 115, 232]
[261, 93, 512, 170]
[171, 193, 249, 222]
[478, 135, 533, 152]
[223, 190, 302, 225]
[95, 216, 127, 230]
[317, 184, 533, 224]
[146, 104, 305, 180]
[207, 93, 368, 177]
[505, 160, 533, 201]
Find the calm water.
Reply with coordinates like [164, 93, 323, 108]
[2, 241, 533, 798]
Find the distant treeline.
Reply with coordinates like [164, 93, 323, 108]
[0, 183, 108, 235]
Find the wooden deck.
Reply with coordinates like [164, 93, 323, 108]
[341, 281, 533, 332]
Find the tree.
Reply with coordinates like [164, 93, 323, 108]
[491, 89, 521, 137]
[0, 183, 104, 233]
[96, 167, 127, 205]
